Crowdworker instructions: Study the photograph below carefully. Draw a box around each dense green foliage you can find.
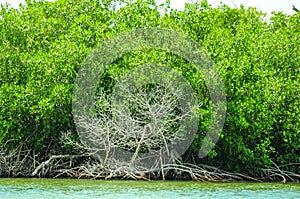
[0,0,299,175]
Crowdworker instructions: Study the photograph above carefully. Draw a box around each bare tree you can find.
[75,79,198,178]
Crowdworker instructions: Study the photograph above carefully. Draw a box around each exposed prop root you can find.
[0,142,299,182]
[0,143,33,177]
[261,162,300,183]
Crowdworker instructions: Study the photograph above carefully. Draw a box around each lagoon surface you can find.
[0,178,299,199]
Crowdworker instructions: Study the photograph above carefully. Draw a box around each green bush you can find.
[0,0,299,175]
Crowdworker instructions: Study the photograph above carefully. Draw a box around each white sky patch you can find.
[0,0,299,18]
[208,0,300,19]
[156,0,299,18]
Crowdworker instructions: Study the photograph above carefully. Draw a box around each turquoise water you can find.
[0,178,299,199]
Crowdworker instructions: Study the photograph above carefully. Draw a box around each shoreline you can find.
[0,163,298,183]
